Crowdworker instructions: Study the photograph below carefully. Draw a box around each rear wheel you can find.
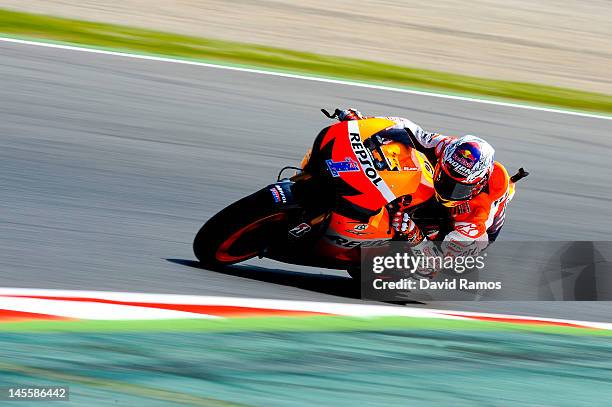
[193,190,289,269]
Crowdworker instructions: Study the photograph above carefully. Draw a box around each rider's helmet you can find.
[433,135,495,207]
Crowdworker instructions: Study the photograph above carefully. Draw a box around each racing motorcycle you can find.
[193,109,527,278]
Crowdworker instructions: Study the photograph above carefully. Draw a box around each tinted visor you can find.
[434,166,478,201]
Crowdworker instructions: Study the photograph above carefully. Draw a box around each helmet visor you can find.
[434,166,478,201]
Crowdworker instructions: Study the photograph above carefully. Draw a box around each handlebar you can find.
[510,167,530,183]
[321,108,342,120]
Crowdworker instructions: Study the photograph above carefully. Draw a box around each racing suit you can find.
[341,114,514,255]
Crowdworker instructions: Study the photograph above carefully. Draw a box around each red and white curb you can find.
[0,288,610,330]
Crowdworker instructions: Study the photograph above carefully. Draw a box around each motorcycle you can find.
[193,109,528,278]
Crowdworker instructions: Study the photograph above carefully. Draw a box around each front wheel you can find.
[193,189,289,269]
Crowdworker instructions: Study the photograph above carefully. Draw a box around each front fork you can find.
[265,176,331,243]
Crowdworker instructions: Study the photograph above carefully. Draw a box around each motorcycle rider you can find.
[334,108,518,258]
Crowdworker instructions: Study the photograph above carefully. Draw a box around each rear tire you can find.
[193,189,288,269]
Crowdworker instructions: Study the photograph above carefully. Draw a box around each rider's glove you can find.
[392,211,424,245]
[337,108,364,121]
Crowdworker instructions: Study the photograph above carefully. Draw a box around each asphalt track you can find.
[2,40,612,321]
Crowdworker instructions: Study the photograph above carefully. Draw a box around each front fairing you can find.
[304,119,435,222]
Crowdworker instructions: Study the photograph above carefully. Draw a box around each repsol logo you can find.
[349,132,383,186]
[326,234,389,248]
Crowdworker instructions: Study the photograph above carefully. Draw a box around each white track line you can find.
[1,37,610,121]
[1,288,611,329]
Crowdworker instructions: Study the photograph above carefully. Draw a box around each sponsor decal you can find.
[447,142,482,178]
[452,142,481,169]
[349,132,383,186]
[454,222,480,238]
[289,222,311,238]
[325,157,360,177]
[450,201,471,215]
[270,187,281,203]
[347,121,396,202]
[325,234,388,248]
[354,224,368,231]
[269,185,287,203]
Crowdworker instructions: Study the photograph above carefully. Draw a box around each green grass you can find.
[0,315,610,336]
[1,8,611,114]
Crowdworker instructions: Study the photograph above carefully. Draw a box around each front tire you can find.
[193,190,288,269]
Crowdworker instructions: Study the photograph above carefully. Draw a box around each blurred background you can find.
[3,0,611,93]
